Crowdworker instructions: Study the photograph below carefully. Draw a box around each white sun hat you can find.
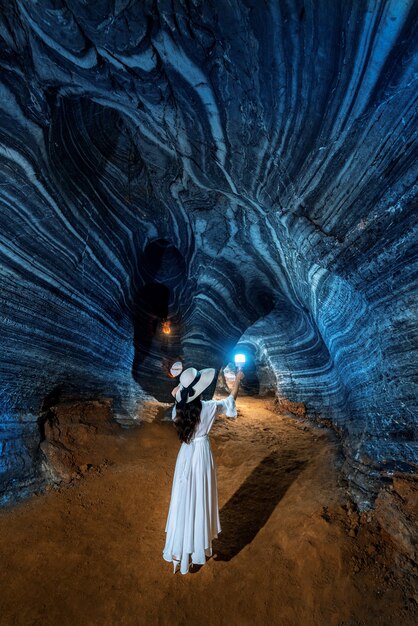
[174,367,216,406]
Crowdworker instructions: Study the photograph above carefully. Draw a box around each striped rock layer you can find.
[0,1,417,506]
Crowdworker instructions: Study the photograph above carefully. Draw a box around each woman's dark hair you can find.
[174,396,202,443]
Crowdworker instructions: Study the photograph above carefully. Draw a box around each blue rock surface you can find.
[0,0,416,505]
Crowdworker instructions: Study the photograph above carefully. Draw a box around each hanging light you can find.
[169,361,183,378]
[162,320,171,334]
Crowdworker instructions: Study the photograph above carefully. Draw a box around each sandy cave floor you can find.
[0,396,416,626]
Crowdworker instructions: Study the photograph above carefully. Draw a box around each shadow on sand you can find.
[212,450,306,561]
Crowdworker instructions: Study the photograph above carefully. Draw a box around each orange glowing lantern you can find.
[162,320,171,335]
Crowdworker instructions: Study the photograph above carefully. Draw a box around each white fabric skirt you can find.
[163,434,221,574]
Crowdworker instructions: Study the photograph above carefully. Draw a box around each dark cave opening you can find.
[132,281,170,369]
[139,238,186,287]
[239,358,260,396]
[132,239,186,401]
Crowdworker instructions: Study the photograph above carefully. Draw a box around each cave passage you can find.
[132,282,170,367]
[132,239,186,401]
[0,0,416,507]
[0,1,416,621]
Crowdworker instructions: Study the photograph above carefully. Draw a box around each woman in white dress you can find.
[163,366,244,575]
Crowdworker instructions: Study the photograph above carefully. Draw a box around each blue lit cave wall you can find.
[0,0,416,505]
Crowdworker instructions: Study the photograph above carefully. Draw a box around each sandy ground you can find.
[0,396,416,626]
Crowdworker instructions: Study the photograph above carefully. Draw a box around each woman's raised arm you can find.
[230,369,244,400]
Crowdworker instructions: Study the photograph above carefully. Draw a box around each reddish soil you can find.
[0,396,416,626]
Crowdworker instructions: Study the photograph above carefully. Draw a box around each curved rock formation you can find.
[0,0,416,505]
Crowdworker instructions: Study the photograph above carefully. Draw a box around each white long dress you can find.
[163,394,237,575]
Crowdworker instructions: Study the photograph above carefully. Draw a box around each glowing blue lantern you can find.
[234,353,246,368]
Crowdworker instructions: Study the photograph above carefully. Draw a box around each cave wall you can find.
[0,0,416,505]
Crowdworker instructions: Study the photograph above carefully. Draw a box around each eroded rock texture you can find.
[0,0,417,505]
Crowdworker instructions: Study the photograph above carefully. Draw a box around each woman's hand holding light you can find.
[231,369,245,399]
